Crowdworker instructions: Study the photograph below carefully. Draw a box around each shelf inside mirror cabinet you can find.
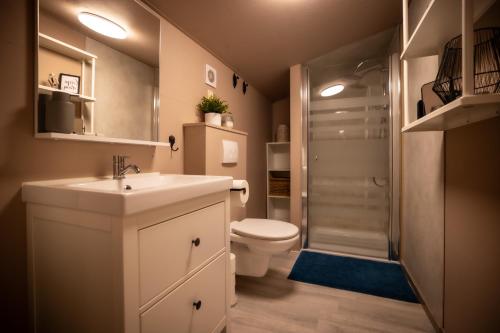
[38,85,96,103]
[35,132,170,147]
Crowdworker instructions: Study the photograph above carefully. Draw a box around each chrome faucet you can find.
[113,155,141,180]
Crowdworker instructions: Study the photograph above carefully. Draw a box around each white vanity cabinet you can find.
[23,174,232,333]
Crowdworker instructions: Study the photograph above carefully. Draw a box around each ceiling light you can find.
[78,12,127,39]
[320,84,344,97]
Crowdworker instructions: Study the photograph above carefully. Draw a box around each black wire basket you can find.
[432,28,500,104]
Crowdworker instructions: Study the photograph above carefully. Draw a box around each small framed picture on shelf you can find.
[58,73,80,95]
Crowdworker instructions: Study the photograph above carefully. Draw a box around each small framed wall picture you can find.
[205,64,217,88]
[59,73,80,95]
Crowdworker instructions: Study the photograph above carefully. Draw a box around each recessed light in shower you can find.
[78,12,128,39]
[320,84,344,97]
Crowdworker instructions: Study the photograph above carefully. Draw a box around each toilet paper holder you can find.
[230,188,246,194]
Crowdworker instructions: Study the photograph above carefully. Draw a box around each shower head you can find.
[312,57,389,96]
[353,58,388,76]
[355,60,368,73]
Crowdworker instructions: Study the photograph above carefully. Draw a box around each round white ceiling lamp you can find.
[78,12,128,39]
[320,84,344,97]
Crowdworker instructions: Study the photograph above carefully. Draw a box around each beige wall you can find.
[159,21,272,218]
[444,117,500,332]
[271,98,290,142]
[400,55,444,326]
[401,132,444,326]
[0,1,271,330]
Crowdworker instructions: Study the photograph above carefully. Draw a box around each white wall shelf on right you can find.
[402,94,500,132]
[401,0,494,60]
[401,0,499,132]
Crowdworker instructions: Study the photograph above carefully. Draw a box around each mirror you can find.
[36,0,160,143]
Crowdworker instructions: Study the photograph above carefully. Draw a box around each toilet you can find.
[230,218,299,277]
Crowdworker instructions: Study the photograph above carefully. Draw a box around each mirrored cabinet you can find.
[35,0,167,146]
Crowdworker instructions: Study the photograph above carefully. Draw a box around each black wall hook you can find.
[168,135,179,155]
[232,73,239,88]
[242,81,248,94]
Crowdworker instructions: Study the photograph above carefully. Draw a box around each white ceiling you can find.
[146,0,402,101]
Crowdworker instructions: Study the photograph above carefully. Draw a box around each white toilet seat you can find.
[231,232,300,255]
[230,218,299,241]
[230,218,299,277]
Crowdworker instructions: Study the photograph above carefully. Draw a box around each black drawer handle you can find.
[192,238,201,247]
[193,300,202,310]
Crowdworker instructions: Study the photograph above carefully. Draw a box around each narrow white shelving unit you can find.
[401,0,500,132]
[266,142,290,222]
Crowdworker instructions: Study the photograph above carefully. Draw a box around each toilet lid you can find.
[231,218,299,241]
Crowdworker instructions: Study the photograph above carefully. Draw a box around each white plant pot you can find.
[205,113,222,126]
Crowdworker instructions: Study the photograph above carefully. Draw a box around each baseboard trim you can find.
[400,262,443,333]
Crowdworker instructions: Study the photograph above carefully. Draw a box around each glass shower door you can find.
[307,59,391,259]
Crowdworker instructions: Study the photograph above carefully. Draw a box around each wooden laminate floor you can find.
[230,252,435,333]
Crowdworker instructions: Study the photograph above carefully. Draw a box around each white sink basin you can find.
[67,174,216,192]
[22,173,233,216]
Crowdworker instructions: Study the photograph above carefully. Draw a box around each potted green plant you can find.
[196,95,229,126]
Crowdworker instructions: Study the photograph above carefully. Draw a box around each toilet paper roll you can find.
[230,179,249,207]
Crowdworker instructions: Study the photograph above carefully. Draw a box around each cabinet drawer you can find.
[139,202,225,305]
[141,254,226,333]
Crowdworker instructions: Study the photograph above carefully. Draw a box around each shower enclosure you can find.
[303,29,401,259]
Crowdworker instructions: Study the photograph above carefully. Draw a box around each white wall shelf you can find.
[401,0,499,132]
[35,132,169,147]
[39,85,96,102]
[402,94,500,132]
[401,0,494,60]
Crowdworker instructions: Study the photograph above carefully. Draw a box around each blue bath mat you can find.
[288,251,419,303]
